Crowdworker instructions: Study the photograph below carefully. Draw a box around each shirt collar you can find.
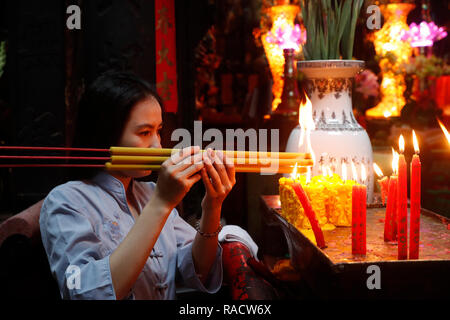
[92,170,135,197]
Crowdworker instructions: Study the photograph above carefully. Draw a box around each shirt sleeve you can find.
[172,209,223,293]
[39,187,116,300]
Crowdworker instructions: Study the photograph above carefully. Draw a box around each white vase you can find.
[286,60,374,203]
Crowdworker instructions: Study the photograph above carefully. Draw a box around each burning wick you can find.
[306,166,311,184]
[351,160,358,182]
[373,163,383,178]
[291,162,299,180]
[412,130,420,154]
[399,134,405,154]
[437,118,450,146]
[361,164,367,185]
[392,149,399,175]
[374,162,389,206]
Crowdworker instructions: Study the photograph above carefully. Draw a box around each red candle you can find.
[352,183,361,254]
[351,161,363,255]
[397,135,408,260]
[359,165,367,255]
[291,182,326,249]
[385,174,398,242]
[410,131,421,259]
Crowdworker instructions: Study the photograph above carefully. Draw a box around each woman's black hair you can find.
[69,71,164,180]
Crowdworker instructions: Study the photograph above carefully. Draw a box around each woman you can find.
[39,71,235,300]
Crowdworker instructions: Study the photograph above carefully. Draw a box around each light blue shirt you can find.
[39,171,223,300]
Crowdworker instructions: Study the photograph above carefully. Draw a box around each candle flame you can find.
[392,149,399,175]
[412,130,420,154]
[342,162,347,181]
[373,163,383,177]
[399,135,405,153]
[306,167,311,184]
[361,164,367,183]
[297,94,316,165]
[327,166,333,178]
[437,118,450,145]
[291,162,298,180]
[298,95,315,130]
[351,161,358,182]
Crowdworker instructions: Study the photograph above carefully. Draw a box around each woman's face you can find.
[117,97,163,178]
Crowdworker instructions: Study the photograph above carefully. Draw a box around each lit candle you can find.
[351,161,361,255]
[409,130,421,259]
[397,135,408,260]
[373,163,389,206]
[360,164,367,255]
[385,150,398,242]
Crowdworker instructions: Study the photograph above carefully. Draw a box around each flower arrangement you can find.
[265,23,307,50]
[400,21,447,48]
[299,0,364,60]
[355,69,380,100]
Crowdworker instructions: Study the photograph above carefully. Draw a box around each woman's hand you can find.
[200,149,236,210]
[153,146,204,211]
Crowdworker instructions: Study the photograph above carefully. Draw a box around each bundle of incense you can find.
[0,146,313,174]
[107,147,312,174]
[109,147,312,159]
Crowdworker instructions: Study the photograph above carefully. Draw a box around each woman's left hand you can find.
[200,148,236,210]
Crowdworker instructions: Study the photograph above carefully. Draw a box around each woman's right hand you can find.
[153,146,204,211]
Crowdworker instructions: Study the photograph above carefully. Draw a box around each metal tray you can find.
[261,195,450,299]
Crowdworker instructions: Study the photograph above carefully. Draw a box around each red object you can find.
[397,154,408,260]
[378,176,389,205]
[0,164,104,168]
[385,175,398,242]
[155,0,178,113]
[0,156,109,161]
[221,242,278,300]
[0,146,108,152]
[360,184,367,255]
[435,75,450,114]
[292,183,326,248]
[221,242,250,300]
[410,154,421,259]
[352,184,361,254]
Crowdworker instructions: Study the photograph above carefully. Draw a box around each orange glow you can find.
[373,163,383,177]
[437,118,450,145]
[412,130,420,154]
[365,3,415,118]
[261,5,302,112]
[399,135,405,153]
